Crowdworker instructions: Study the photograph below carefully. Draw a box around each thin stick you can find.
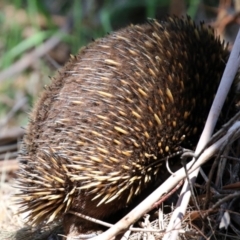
[89,121,240,240]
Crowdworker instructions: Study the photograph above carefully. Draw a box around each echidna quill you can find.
[16,16,235,235]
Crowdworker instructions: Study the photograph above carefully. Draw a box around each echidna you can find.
[16,16,234,235]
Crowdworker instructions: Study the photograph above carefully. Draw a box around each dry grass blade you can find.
[91,113,240,239]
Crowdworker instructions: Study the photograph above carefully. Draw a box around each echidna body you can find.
[17,17,231,234]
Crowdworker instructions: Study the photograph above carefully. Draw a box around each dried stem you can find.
[90,117,240,240]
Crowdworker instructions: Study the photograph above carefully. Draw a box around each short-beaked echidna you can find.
[16,16,234,235]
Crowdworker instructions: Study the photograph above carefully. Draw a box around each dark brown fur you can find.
[16,16,233,235]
